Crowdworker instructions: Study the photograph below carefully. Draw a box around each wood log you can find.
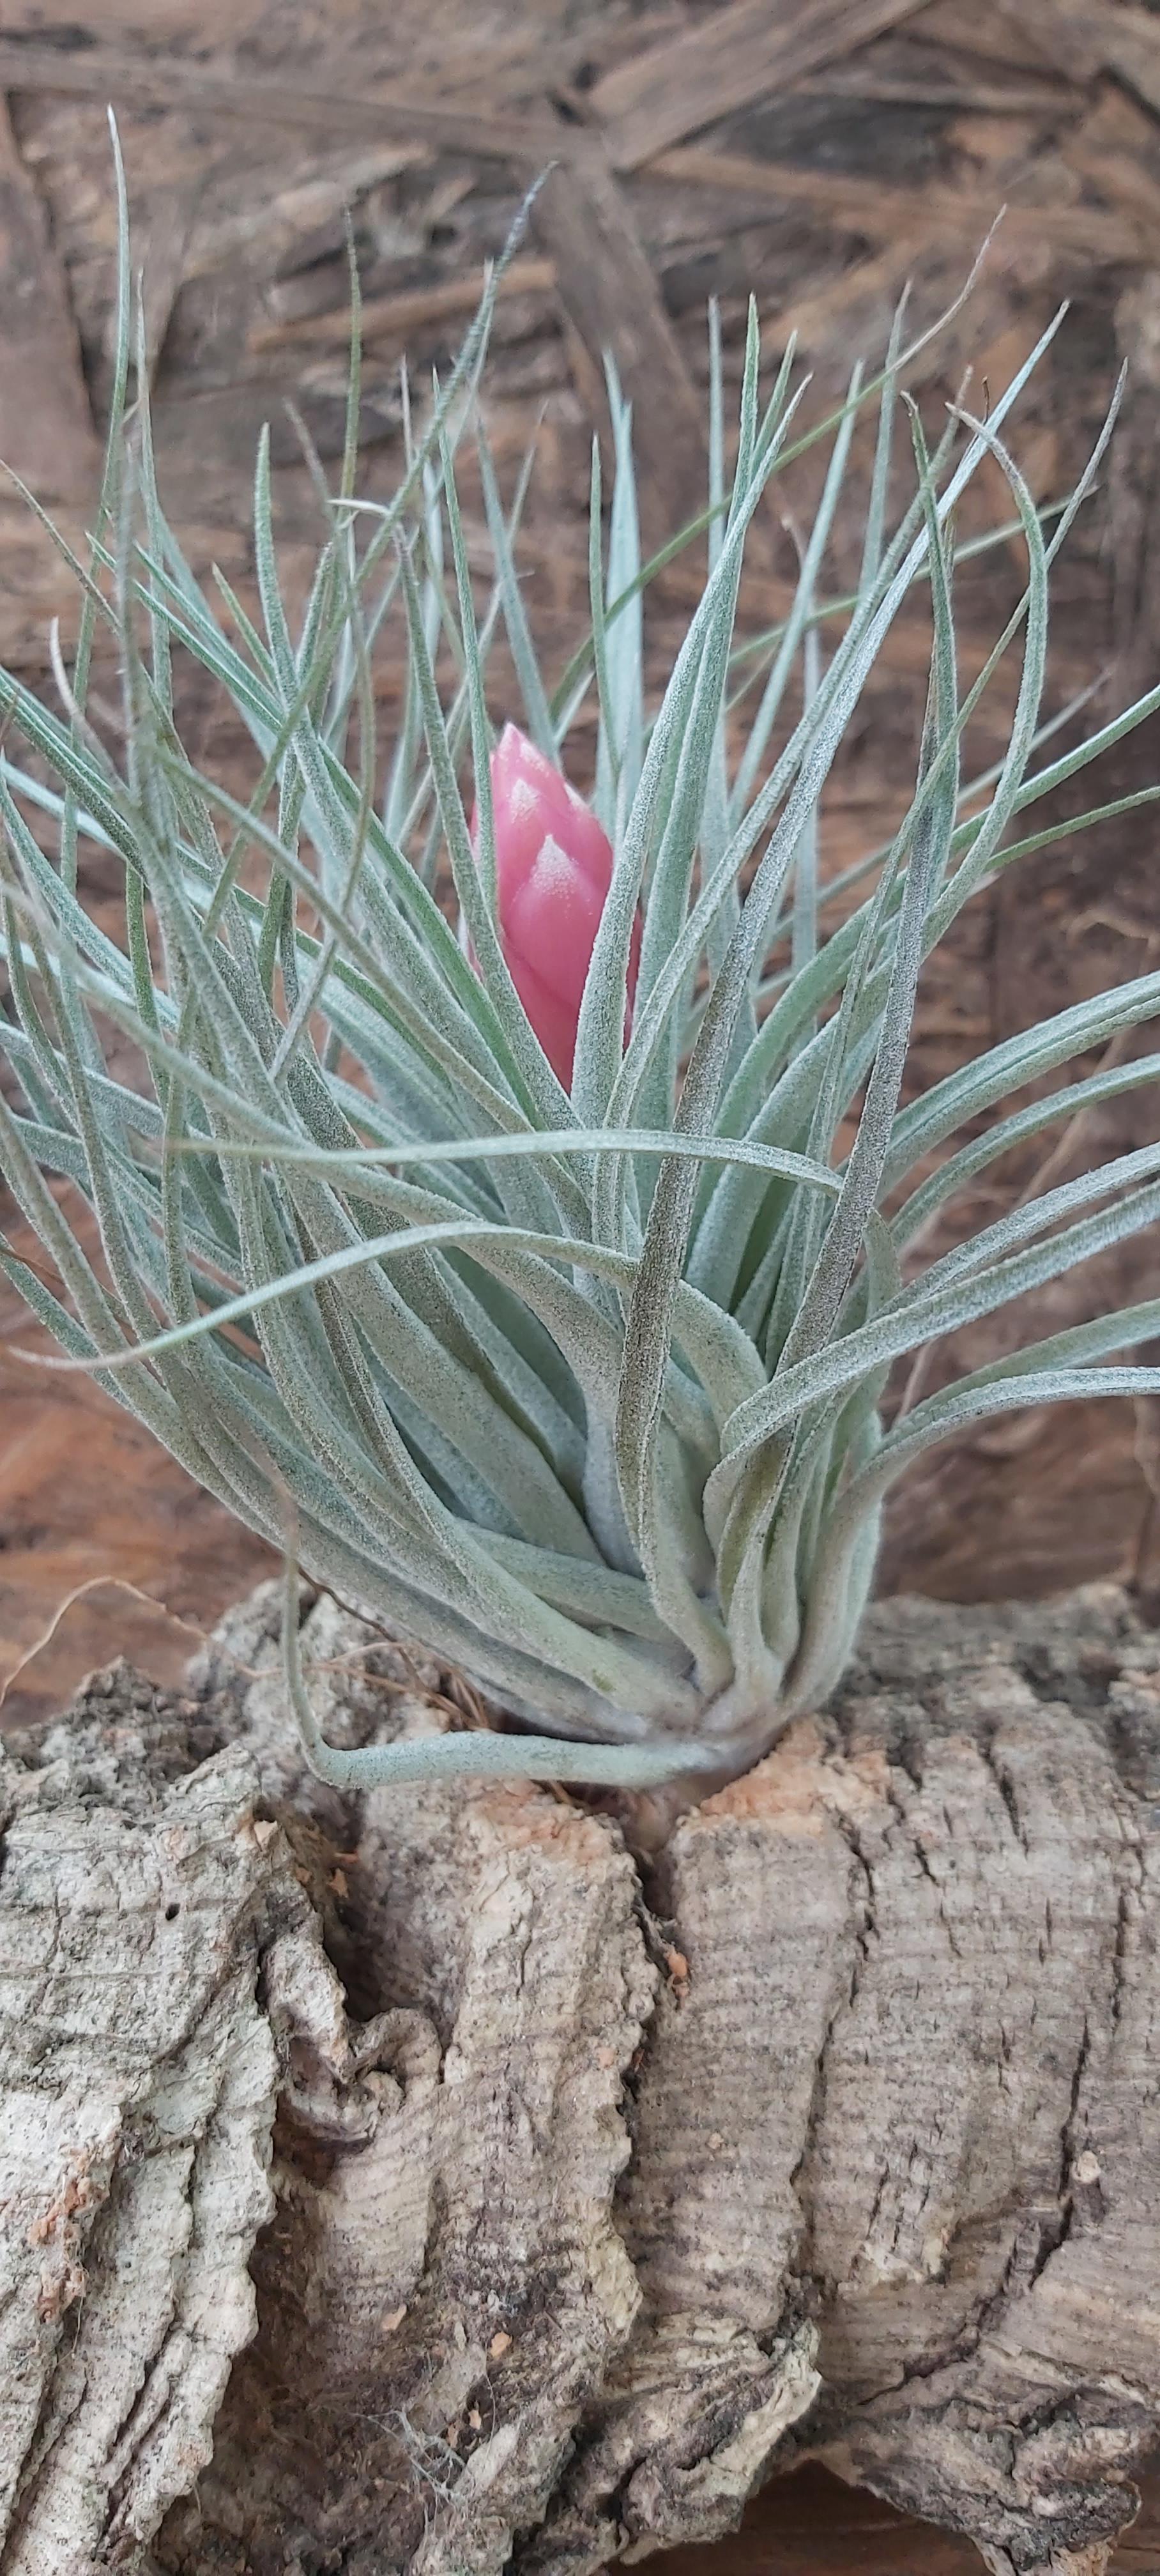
[3,1575,1160,2575]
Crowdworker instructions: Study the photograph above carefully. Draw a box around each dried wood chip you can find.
[133,180,202,381]
[991,0,1160,111]
[250,256,557,354]
[0,40,558,167]
[1062,86,1160,229]
[912,0,1081,72]
[0,95,100,503]
[643,144,1145,264]
[1104,4,1160,116]
[533,153,708,555]
[591,0,940,172]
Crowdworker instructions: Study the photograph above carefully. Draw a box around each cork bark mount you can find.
[1,1579,1158,2576]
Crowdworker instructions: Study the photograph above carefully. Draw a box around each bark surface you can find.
[2,1580,1159,2576]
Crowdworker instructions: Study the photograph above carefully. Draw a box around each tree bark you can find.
[2,1577,1159,2576]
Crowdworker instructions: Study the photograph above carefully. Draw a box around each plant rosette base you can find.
[2,1575,1158,2576]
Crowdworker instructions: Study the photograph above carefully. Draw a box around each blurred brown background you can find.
[3,1,1160,2564]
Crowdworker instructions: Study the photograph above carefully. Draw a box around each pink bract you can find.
[469,723,641,1087]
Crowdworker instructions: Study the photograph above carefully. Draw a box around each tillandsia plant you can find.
[3,164,1160,1800]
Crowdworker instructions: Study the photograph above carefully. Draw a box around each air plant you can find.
[2,163,1160,1800]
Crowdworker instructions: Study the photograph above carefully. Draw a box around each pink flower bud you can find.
[470,723,641,1089]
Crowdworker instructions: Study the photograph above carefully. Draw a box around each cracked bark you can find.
[2,1580,1159,2575]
